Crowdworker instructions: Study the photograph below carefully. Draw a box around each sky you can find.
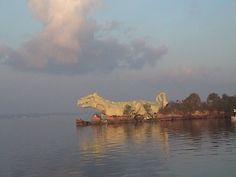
[0,0,235,115]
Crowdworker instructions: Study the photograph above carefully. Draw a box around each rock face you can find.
[77,92,168,117]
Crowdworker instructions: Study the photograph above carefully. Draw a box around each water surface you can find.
[0,115,235,177]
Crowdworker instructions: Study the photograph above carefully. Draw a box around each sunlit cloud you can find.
[0,0,167,74]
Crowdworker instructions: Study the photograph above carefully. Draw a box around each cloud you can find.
[0,0,167,74]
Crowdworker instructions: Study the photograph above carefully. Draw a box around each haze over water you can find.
[1,115,235,177]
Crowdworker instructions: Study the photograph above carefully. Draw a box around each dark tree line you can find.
[160,93,236,117]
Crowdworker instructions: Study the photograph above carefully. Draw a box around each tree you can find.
[207,93,220,105]
[123,105,133,116]
[221,94,236,115]
[183,93,201,112]
[207,93,221,110]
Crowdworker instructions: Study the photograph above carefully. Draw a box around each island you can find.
[76,92,236,126]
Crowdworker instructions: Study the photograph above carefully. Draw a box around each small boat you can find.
[231,109,236,122]
[231,116,236,122]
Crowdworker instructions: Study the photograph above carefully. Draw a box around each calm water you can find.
[0,115,236,177]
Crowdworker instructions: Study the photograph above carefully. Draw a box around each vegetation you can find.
[143,103,152,113]
[160,92,236,117]
[123,104,135,118]
[143,103,154,119]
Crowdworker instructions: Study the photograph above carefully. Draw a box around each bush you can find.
[123,104,134,116]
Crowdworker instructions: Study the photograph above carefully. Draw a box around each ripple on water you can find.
[1,117,236,177]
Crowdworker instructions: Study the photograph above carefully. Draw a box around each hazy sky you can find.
[0,0,235,114]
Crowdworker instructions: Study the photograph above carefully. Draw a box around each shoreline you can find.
[76,112,229,127]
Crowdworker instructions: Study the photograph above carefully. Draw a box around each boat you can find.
[231,109,236,122]
[231,116,236,122]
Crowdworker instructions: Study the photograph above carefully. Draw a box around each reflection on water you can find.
[77,119,236,177]
[78,123,169,157]
[0,116,236,177]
